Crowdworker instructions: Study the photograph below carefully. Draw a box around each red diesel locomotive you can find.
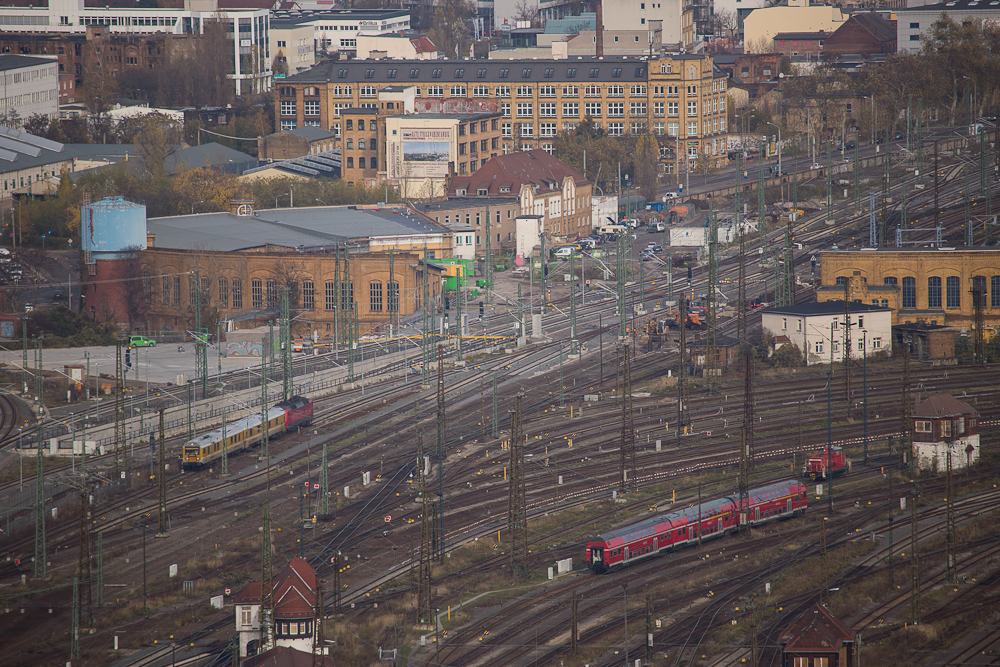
[802,446,851,480]
[587,479,807,573]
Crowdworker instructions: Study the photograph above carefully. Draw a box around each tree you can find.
[513,0,541,27]
[268,257,306,310]
[921,15,1000,125]
[173,168,245,212]
[745,36,775,54]
[22,114,50,137]
[133,115,183,180]
[690,148,718,185]
[771,342,803,367]
[633,133,660,202]
[116,245,148,332]
[713,9,738,38]
[428,0,474,59]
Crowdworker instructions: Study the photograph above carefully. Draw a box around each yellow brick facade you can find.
[817,249,1000,330]
[275,56,728,169]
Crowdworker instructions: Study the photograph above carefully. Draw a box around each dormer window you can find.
[499,186,511,193]
[477,188,488,196]
[456,189,467,196]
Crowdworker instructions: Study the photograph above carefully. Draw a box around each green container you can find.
[445,276,458,290]
[476,279,486,287]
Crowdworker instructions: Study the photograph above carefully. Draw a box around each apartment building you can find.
[0,0,271,95]
[276,54,729,169]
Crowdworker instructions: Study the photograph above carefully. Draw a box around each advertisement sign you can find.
[401,128,451,178]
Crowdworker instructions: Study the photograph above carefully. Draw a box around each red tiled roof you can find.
[448,149,588,198]
[779,604,857,653]
[410,36,438,53]
[233,582,261,605]
[272,557,317,619]
[241,645,334,667]
[233,557,317,618]
[914,394,979,419]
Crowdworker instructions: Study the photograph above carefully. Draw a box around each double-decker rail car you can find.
[802,446,850,480]
[587,480,807,573]
[182,396,313,470]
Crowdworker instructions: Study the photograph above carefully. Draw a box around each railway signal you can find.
[384,515,391,523]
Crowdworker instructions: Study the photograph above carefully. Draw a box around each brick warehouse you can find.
[84,199,445,337]
[274,54,730,176]
[816,247,1000,332]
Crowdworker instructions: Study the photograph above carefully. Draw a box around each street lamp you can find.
[191,200,204,214]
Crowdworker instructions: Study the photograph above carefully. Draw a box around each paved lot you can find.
[0,341,271,385]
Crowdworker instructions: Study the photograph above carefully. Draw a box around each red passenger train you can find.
[587,480,807,573]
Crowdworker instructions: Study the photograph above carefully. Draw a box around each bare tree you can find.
[513,0,541,26]
[745,36,776,54]
[267,256,306,310]
[713,9,738,38]
[117,245,148,332]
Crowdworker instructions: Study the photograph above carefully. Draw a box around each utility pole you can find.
[96,532,103,607]
[620,344,635,491]
[707,210,718,393]
[114,337,125,483]
[421,250,431,387]
[70,576,80,661]
[616,231,627,337]
[156,408,167,536]
[737,204,747,341]
[508,393,528,578]
[260,501,274,652]
[645,593,653,663]
[77,491,92,623]
[843,287,852,420]
[676,297,688,448]
[491,371,498,438]
[281,288,292,401]
[221,405,228,477]
[739,348,752,537]
[569,251,578,355]
[34,436,46,578]
[261,328,270,461]
[946,446,956,583]
[826,370,834,513]
[320,442,330,518]
[971,278,986,364]
[195,270,207,399]
[417,430,432,624]
[826,142,833,225]
[571,592,579,655]
[901,339,912,468]
[435,345,445,562]
[910,486,920,625]
[485,205,494,309]
[757,150,766,260]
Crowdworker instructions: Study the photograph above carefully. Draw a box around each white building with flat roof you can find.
[0,0,271,95]
[0,55,59,125]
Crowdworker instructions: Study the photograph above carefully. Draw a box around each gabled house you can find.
[778,603,859,667]
[447,149,592,243]
[822,12,896,59]
[912,394,980,473]
[234,556,320,658]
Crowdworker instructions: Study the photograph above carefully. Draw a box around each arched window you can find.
[369,281,383,312]
[231,278,243,309]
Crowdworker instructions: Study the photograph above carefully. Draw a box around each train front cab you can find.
[588,543,607,574]
[182,445,207,470]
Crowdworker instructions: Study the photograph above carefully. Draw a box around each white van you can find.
[599,224,627,235]
[553,246,576,258]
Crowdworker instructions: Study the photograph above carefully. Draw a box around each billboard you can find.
[401,128,451,178]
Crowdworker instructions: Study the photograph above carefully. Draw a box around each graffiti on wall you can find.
[227,341,263,357]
